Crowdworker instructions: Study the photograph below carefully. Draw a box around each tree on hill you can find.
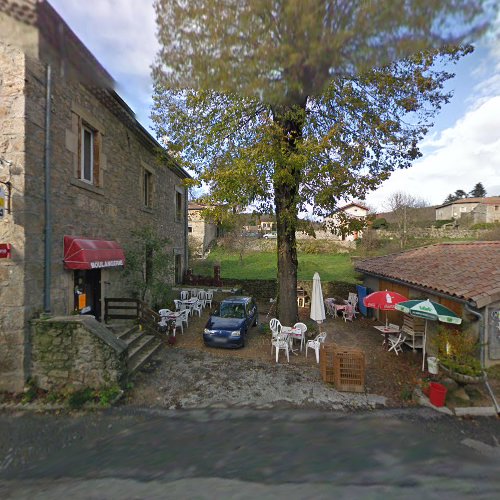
[385,192,429,249]
[469,182,487,198]
[152,1,493,325]
[444,183,487,203]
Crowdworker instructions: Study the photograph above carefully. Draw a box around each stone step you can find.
[128,334,161,371]
[128,336,163,374]
[117,325,143,350]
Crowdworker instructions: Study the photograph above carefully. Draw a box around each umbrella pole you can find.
[385,312,388,328]
[421,321,427,372]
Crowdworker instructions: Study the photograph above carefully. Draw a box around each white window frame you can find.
[81,124,94,184]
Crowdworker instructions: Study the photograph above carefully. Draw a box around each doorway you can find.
[73,269,102,320]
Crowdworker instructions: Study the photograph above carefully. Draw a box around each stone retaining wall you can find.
[222,278,357,302]
[30,315,127,390]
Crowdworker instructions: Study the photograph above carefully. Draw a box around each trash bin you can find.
[427,356,439,375]
[429,382,447,407]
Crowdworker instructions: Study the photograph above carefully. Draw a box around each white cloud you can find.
[366,95,500,211]
[49,0,158,126]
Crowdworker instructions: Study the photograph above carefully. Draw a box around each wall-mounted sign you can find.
[0,243,11,258]
[0,187,5,219]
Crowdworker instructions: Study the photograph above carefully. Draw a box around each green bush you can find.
[470,222,500,230]
[371,217,388,229]
[433,326,482,377]
[433,219,455,228]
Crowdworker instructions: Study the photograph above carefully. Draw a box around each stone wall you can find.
[0,43,29,391]
[375,228,490,240]
[30,315,127,390]
[0,11,189,391]
[222,278,357,303]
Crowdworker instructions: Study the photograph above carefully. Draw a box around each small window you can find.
[81,125,94,183]
[174,253,182,284]
[495,205,499,211]
[176,190,183,221]
[143,169,153,208]
[188,226,193,233]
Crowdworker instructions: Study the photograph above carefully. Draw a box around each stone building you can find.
[0,1,190,391]
[187,202,222,256]
[355,242,500,368]
[435,196,500,223]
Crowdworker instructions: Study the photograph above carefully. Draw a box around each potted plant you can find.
[433,326,484,383]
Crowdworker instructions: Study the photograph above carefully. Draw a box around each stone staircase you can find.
[109,323,163,374]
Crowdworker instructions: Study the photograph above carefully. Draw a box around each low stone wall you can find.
[375,228,490,239]
[223,278,357,302]
[30,316,128,390]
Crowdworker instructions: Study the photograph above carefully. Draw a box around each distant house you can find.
[325,202,369,241]
[355,242,500,367]
[435,197,500,223]
[188,202,223,255]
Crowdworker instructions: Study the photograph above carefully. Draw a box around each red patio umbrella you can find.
[363,290,408,326]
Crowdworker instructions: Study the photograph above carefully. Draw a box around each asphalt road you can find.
[0,408,499,499]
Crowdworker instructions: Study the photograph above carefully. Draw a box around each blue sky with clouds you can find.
[49,0,500,211]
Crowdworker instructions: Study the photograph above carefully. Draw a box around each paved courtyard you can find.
[127,299,428,409]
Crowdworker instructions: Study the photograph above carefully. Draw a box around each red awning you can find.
[63,236,125,270]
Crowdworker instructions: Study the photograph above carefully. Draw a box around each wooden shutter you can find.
[93,131,100,187]
[77,118,82,179]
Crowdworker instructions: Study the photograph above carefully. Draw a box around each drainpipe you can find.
[43,64,52,313]
[465,302,500,414]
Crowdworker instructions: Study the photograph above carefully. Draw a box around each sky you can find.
[48,0,500,212]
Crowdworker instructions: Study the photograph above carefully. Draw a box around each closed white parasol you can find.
[310,272,326,328]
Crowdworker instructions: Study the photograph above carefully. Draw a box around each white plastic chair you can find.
[269,318,282,353]
[388,332,406,355]
[345,292,359,319]
[191,299,203,317]
[293,322,307,352]
[158,308,171,318]
[205,290,213,308]
[180,309,189,329]
[306,332,327,363]
[190,289,199,298]
[197,290,207,308]
[271,332,290,363]
[342,304,354,322]
[174,313,184,335]
[180,291,189,300]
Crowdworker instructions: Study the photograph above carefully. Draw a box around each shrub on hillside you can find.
[470,222,500,230]
[433,219,455,228]
[371,217,387,229]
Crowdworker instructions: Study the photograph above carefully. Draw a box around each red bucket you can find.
[429,382,447,407]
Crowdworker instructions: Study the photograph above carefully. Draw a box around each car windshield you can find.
[219,303,245,319]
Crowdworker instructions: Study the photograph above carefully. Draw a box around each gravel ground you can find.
[126,301,431,410]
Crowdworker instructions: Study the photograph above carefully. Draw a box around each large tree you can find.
[152,1,494,325]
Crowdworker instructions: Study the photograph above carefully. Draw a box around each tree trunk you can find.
[272,105,305,325]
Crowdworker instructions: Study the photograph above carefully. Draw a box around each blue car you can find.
[203,296,258,348]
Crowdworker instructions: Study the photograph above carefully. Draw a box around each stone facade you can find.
[435,197,500,222]
[30,316,127,390]
[188,203,219,256]
[0,2,189,391]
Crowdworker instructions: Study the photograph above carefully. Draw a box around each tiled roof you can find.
[435,196,500,209]
[355,242,500,308]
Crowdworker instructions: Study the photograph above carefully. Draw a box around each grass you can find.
[191,247,358,282]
